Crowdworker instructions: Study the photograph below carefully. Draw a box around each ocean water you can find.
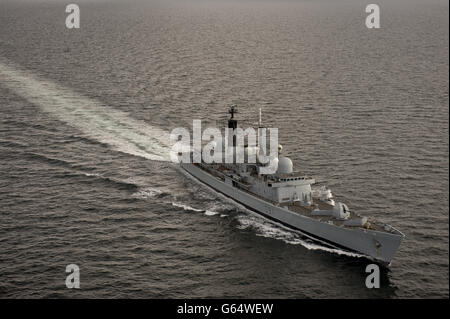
[0,0,448,298]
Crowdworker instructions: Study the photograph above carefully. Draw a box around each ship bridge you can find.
[269,172,314,184]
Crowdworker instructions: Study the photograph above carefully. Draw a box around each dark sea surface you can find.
[0,0,448,298]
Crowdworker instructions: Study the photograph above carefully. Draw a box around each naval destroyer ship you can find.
[180,105,404,265]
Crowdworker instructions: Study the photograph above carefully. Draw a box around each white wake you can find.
[0,58,172,161]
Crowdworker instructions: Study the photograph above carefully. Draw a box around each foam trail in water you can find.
[172,202,204,212]
[172,201,220,216]
[0,58,172,161]
[237,213,366,259]
[132,187,164,199]
[179,165,366,259]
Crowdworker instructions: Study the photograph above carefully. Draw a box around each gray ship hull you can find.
[181,163,404,265]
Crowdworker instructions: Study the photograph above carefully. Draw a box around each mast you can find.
[257,108,266,162]
[228,104,238,147]
[229,104,238,119]
[258,108,262,128]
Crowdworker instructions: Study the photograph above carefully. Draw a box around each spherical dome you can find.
[277,157,293,174]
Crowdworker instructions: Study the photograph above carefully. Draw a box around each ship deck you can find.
[192,163,383,232]
[282,201,382,231]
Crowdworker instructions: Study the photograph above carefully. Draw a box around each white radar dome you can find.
[277,157,293,174]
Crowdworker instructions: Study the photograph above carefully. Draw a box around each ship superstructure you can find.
[180,105,404,265]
